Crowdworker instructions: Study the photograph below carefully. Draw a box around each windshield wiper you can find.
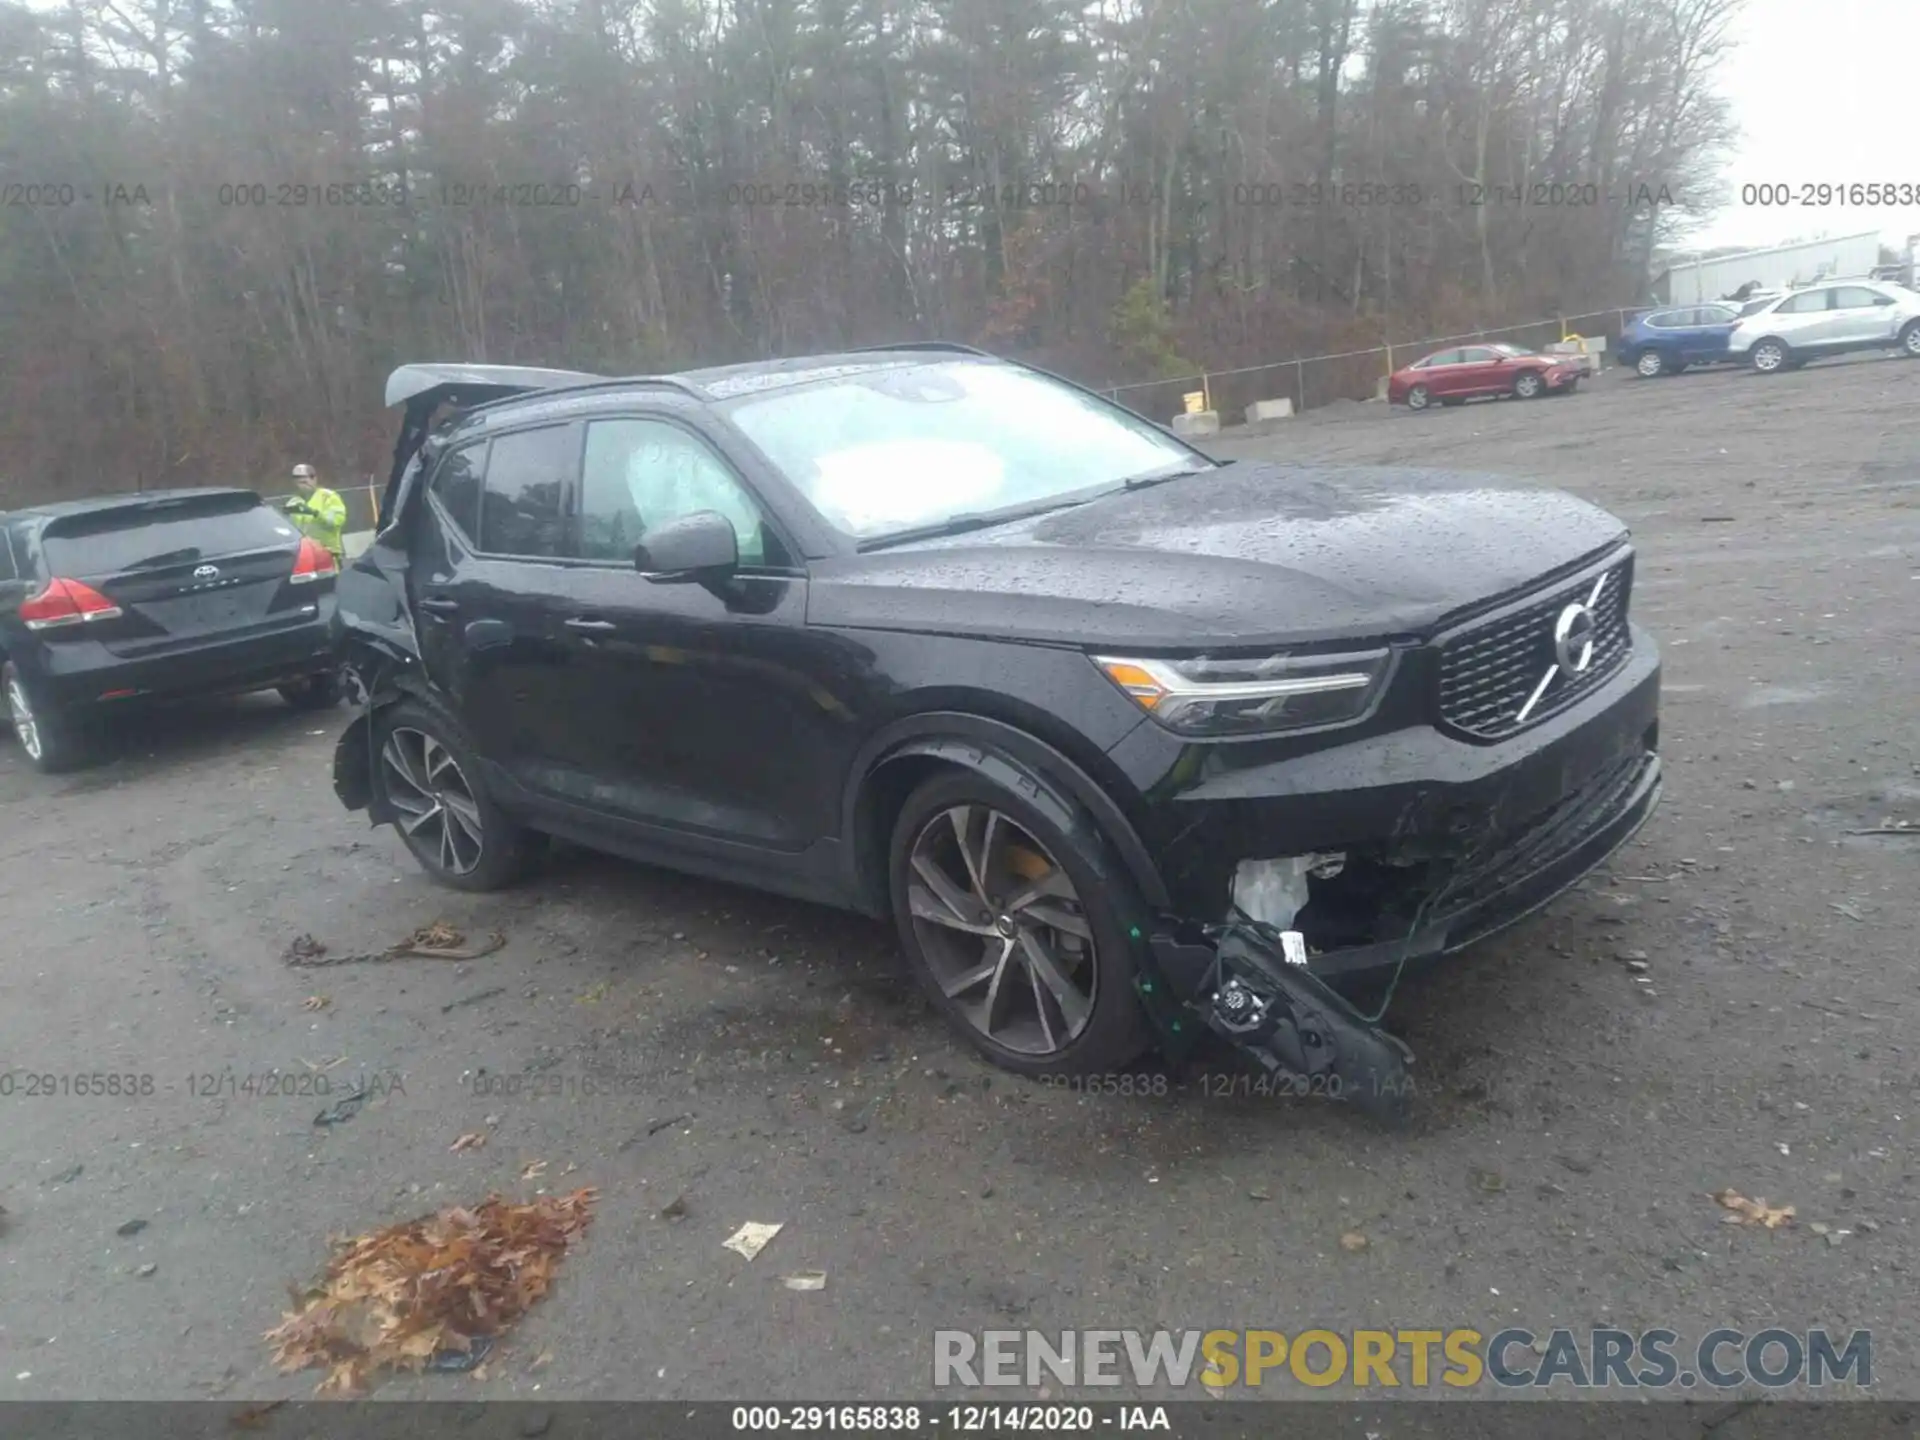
[123,547,202,570]
[857,496,1093,551]
[1121,461,1216,491]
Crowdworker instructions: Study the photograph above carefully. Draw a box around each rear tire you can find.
[278,672,342,710]
[372,698,532,891]
[887,767,1152,1079]
[3,662,86,774]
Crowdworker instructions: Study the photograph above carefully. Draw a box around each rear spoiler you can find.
[380,363,601,529]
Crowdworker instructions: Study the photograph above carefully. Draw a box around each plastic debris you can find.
[1339,1231,1368,1252]
[723,1222,784,1260]
[450,1133,488,1153]
[781,1271,827,1291]
[116,1218,148,1237]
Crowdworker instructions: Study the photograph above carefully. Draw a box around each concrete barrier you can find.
[1171,410,1220,437]
[1244,398,1294,422]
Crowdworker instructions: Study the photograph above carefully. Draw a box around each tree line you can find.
[0,0,1741,501]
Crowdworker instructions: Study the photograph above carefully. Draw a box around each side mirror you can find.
[633,510,739,583]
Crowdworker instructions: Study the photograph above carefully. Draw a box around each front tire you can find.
[3,662,86,774]
[888,768,1151,1078]
[1512,370,1545,399]
[373,699,531,891]
[1404,384,1431,411]
[1899,320,1920,357]
[1635,349,1669,378]
[1751,338,1790,373]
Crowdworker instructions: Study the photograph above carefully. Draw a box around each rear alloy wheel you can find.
[1404,384,1431,411]
[1751,338,1790,373]
[889,771,1149,1077]
[278,672,342,711]
[1635,350,1668,378]
[3,663,84,774]
[1900,320,1920,357]
[1512,369,1545,399]
[375,701,531,891]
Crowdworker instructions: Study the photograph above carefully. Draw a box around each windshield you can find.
[722,361,1205,540]
[1490,343,1535,356]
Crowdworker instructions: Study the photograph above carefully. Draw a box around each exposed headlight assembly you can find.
[1094,649,1393,737]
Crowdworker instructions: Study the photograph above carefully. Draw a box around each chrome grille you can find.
[1437,558,1633,740]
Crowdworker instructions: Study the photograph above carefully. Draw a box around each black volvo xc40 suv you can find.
[334,349,1661,1082]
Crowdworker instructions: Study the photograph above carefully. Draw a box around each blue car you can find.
[1618,304,1743,377]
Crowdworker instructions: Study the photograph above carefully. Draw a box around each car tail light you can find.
[19,578,124,631]
[289,537,338,584]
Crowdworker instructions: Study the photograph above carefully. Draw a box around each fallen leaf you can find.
[264,1189,597,1395]
[781,1271,827,1291]
[723,1221,783,1260]
[658,1194,689,1222]
[1339,1231,1369,1252]
[520,1160,547,1181]
[450,1133,488,1153]
[302,996,331,1012]
[1712,1189,1795,1229]
[530,1350,553,1371]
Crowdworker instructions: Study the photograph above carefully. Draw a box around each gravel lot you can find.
[2,353,1916,1404]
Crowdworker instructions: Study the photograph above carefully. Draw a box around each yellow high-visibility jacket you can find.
[286,486,348,558]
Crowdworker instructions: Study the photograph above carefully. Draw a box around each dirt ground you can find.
[2,352,1916,1404]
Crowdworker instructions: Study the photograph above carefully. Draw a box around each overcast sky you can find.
[1680,0,1920,254]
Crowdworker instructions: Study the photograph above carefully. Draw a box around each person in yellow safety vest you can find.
[283,463,347,562]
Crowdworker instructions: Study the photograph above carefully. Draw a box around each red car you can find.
[1387,342,1583,410]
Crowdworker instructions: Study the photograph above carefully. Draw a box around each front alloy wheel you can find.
[1405,384,1431,411]
[906,805,1097,1057]
[1636,350,1667,378]
[1513,370,1544,398]
[382,726,487,877]
[1900,321,1920,357]
[1752,339,1788,373]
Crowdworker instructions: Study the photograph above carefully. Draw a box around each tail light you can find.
[289,537,339,584]
[20,578,124,631]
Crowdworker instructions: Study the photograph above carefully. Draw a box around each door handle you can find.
[564,617,617,634]
[418,596,461,614]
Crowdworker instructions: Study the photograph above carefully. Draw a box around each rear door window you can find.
[428,441,487,543]
[478,425,575,559]
[1775,290,1828,314]
[40,497,295,579]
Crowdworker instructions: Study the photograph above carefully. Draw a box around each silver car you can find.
[1727,280,1920,372]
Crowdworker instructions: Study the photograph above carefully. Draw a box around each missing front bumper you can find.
[1138,749,1662,1122]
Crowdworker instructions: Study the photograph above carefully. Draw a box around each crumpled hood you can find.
[805,461,1629,649]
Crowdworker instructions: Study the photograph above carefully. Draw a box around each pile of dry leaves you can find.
[266,1188,597,1394]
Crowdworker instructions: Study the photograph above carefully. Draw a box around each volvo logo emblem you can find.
[193,564,220,579]
[1553,601,1597,675]
[1515,572,1614,724]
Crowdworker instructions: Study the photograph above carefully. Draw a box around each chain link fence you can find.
[1100,308,1637,425]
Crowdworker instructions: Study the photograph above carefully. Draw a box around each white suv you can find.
[1727,281,1920,372]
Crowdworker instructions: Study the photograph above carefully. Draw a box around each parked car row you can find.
[1386,279,1920,411]
[1609,279,1920,381]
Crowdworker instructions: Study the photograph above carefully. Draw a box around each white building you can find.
[1656,231,1884,303]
